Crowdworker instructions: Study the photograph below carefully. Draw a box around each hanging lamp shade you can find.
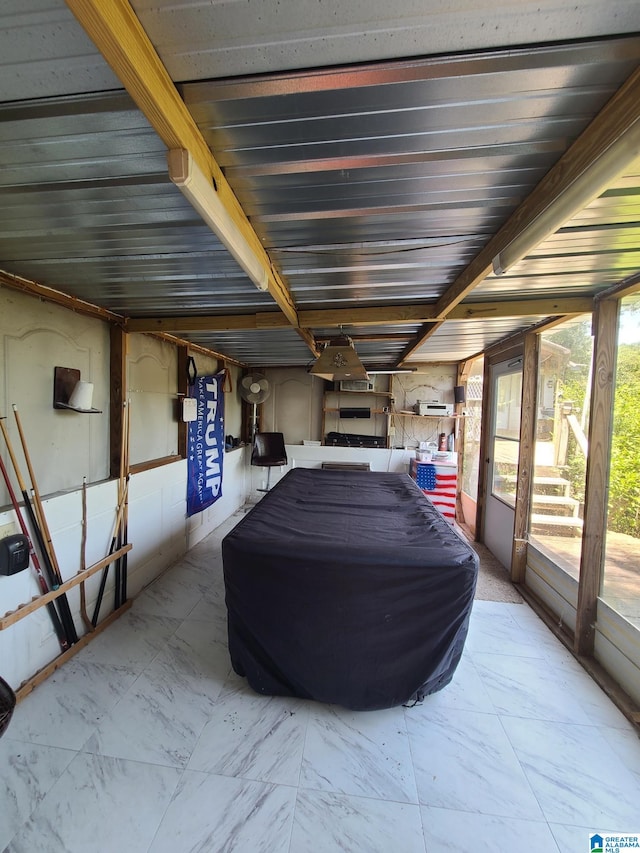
[309,335,369,381]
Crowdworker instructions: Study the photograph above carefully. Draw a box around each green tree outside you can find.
[545,312,640,537]
[610,343,640,538]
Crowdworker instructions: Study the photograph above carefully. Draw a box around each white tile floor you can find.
[2,510,640,853]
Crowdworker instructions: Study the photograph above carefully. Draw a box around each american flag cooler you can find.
[410,459,457,523]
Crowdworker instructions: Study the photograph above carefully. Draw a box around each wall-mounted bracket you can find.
[53,367,102,413]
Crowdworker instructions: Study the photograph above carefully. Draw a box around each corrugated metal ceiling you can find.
[133,0,640,81]
[181,37,640,348]
[0,1,120,101]
[0,1,639,368]
[179,328,315,367]
[402,317,549,363]
[473,155,640,301]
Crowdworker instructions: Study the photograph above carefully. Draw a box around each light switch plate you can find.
[182,397,197,422]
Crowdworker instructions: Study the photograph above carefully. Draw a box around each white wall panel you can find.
[128,335,178,466]
[261,368,323,443]
[0,456,247,690]
[525,546,578,634]
[0,288,110,497]
[594,600,640,707]
[188,445,247,548]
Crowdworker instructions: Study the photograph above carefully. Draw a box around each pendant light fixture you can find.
[309,335,369,381]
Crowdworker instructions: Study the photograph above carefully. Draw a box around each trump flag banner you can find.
[187,373,225,517]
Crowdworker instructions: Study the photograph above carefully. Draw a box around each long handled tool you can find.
[92,400,129,625]
[0,451,69,652]
[79,477,93,633]
[0,415,77,645]
[91,478,128,626]
[115,400,130,609]
[113,402,125,610]
[118,474,129,606]
[9,406,79,645]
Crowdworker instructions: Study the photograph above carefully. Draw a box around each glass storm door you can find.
[483,358,523,568]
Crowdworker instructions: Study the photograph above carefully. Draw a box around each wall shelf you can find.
[322,389,392,448]
[328,389,393,398]
[323,408,388,415]
[394,411,465,418]
[53,366,101,413]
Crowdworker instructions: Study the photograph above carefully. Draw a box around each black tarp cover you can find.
[222,468,478,711]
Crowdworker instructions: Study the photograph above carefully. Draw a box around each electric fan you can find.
[239,374,271,441]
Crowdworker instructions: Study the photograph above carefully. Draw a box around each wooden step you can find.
[503,493,580,513]
[532,476,571,496]
[531,513,583,528]
[533,476,570,487]
[501,474,571,496]
[531,494,579,511]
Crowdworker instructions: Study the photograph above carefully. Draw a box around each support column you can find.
[109,325,127,479]
[511,332,539,583]
[177,345,189,458]
[575,298,619,656]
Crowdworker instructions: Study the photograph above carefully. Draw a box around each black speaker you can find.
[454,385,466,404]
[339,407,370,419]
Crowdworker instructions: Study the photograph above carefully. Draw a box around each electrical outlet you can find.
[0,522,16,539]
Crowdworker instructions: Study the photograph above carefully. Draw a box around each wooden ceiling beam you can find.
[432,64,640,319]
[149,333,247,367]
[594,270,640,303]
[0,269,124,324]
[298,304,437,327]
[396,322,444,365]
[295,327,321,357]
[315,333,413,343]
[125,312,290,334]
[65,0,301,335]
[0,269,247,365]
[447,296,593,320]
[125,295,593,334]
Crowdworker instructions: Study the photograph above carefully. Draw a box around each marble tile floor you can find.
[2,510,640,853]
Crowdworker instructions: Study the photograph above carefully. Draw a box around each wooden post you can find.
[454,362,470,525]
[110,325,127,479]
[511,332,539,583]
[575,298,619,656]
[177,345,189,458]
[475,355,492,541]
[556,409,570,467]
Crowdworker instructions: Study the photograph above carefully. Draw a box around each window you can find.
[491,368,522,505]
[602,294,640,628]
[529,316,593,577]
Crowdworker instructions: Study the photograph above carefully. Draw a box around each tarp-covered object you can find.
[223,468,478,710]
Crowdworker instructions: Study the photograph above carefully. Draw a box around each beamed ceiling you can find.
[1,0,640,369]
